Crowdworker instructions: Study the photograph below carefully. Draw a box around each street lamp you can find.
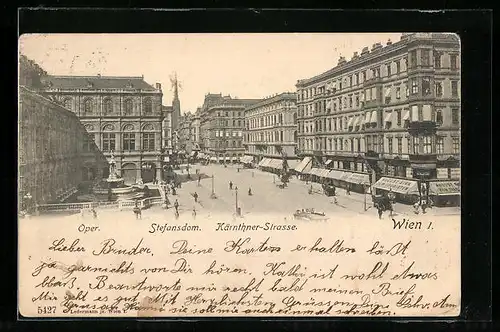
[210,174,217,199]
[235,186,240,215]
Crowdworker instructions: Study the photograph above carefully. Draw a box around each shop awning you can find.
[344,172,370,185]
[352,117,360,128]
[258,158,269,167]
[385,87,391,97]
[373,177,419,195]
[411,105,419,122]
[324,159,333,166]
[268,159,282,169]
[308,168,320,176]
[429,181,460,196]
[370,110,378,123]
[205,155,211,160]
[347,117,354,128]
[230,157,236,162]
[403,109,410,121]
[384,111,393,123]
[364,112,371,124]
[241,155,253,163]
[190,151,196,157]
[210,157,217,161]
[294,157,312,173]
[287,159,299,170]
[318,168,330,177]
[326,170,345,180]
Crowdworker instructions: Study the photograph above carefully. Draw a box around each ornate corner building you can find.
[295,33,460,198]
[39,75,166,185]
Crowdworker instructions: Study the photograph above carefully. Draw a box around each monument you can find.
[93,151,145,201]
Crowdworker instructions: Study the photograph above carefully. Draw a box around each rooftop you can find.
[41,75,159,91]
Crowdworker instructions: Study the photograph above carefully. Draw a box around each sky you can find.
[19,33,402,113]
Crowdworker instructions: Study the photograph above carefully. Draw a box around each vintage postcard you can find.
[18,33,461,318]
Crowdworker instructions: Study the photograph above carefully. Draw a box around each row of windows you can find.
[298,79,459,118]
[246,131,298,143]
[213,140,243,148]
[216,111,243,117]
[215,119,244,127]
[83,133,156,151]
[247,113,297,129]
[64,97,155,114]
[299,136,459,154]
[214,131,243,137]
[298,51,459,101]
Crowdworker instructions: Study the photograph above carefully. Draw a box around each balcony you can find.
[363,77,382,87]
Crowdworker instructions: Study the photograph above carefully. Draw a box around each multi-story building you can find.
[243,92,299,170]
[199,95,259,163]
[177,111,201,158]
[199,93,225,156]
[18,56,106,207]
[39,74,165,185]
[295,33,460,201]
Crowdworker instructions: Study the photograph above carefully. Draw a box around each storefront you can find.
[372,176,420,204]
[325,169,346,187]
[240,155,254,167]
[343,172,370,194]
[428,180,461,207]
[294,157,312,178]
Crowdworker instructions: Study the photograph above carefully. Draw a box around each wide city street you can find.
[29,163,460,225]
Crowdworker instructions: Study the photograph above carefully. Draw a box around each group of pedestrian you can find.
[229,180,252,196]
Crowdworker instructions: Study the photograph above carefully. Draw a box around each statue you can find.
[108,150,117,179]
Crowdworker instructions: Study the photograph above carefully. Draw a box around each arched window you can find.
[84,98,93,113]
[124,99,133,115]
[103,98,113,114]
[63,98,72,111]
[143,98,152,114]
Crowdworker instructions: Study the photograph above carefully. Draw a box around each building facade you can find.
[244,92,298,168]
[19,86,106,207]
[295,33,460,193]
[199,95,259,162]
[177,111,201,155]
[40,75,164,185]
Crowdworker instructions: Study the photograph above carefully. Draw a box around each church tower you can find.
[171,73,181,133]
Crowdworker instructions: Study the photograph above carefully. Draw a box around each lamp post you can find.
[235,187,239,215]
[210,174,217,199]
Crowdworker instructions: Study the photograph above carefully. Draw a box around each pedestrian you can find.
[192,207,197,219]
[193,192,198,203]
[421,199,427,214]
[377,207,383,219]
[175,210,180,219]
[333,196,338,205]
[198,174,201,186]
[248,187,252,196]
[174,199,179,214]
[413,202,420,215]
[91,208,97,219]
[346,185,351,195]
[229,181,233,190]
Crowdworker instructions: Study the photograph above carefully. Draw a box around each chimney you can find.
[361,46,370,55]
[352,51,359,60]
[387,39,392,46]
[338,56,346,66]
[97,73,101,78]
[156,83,162,90]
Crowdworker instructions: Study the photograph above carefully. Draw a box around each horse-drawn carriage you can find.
[372,194,393,212]
[322,183,337,197]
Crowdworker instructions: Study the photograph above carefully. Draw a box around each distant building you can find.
[243,92,298,170]
[177,111,201,158]
[295,33,460,199]
[39,74,165,184]
[198,93,259,163]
